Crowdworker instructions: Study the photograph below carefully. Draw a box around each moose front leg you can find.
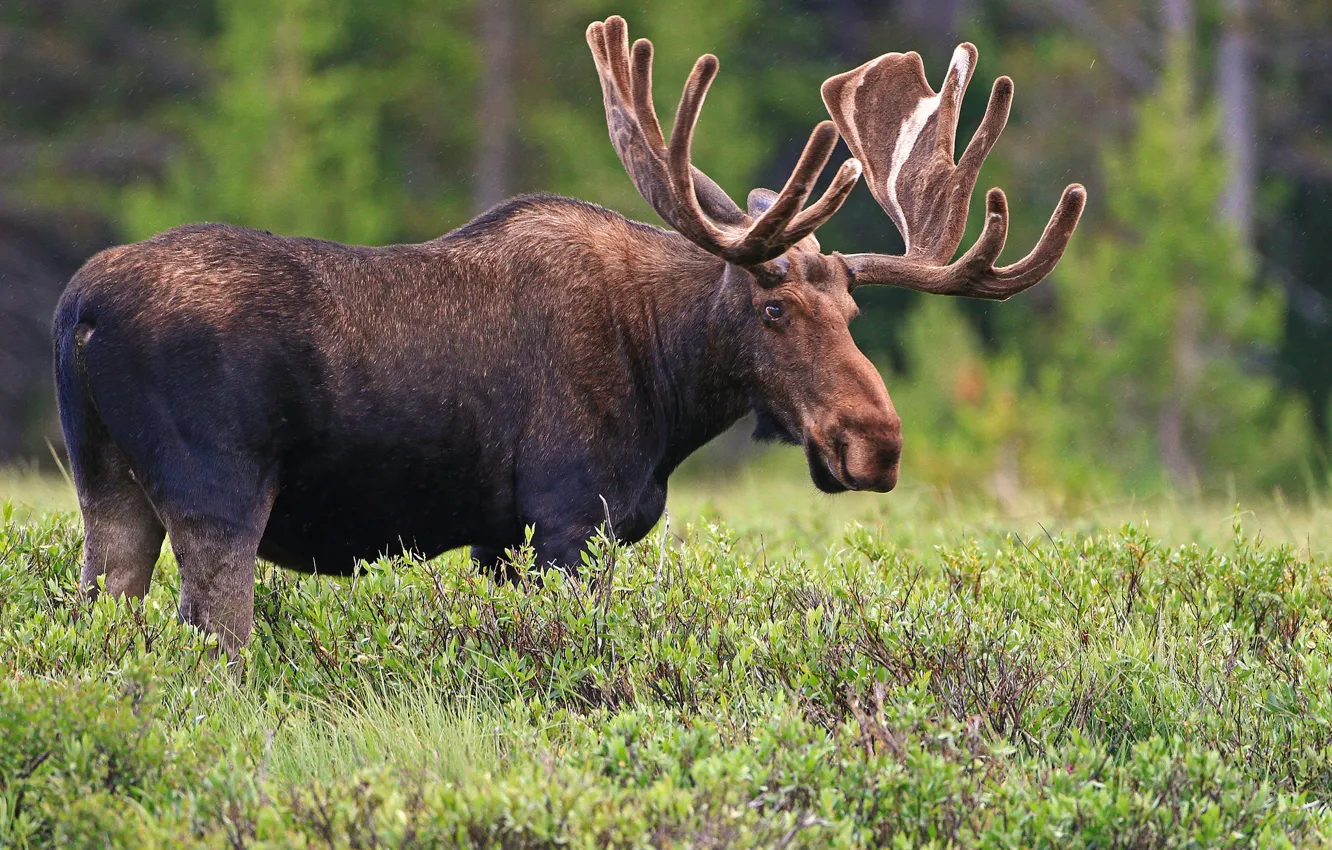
[472,544,521,584]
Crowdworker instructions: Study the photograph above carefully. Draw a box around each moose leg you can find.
[76,451,166,600]
[62,395,165,600]
[148,458,275,661]
[167,514,266,660]
[519,459,667,574]
[522,491,651,575]
[472,544,520,584]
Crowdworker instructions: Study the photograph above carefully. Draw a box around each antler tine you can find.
[983,184,1086,287]
[823,43,1085,297]
[590,16,860,267]
[591,17,750,230]
[784,157,863,244]
[668,87,855,265]
[665,53,739,252]
[956,77,1013,187]
[629,38,667,154]
[839,184,1086,299]
[735,121,839,261]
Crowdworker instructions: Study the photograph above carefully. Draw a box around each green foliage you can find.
[1052,44,1309,492]
[888,299,1110,506]
[3,499,1332,846]
[0,668,220,847]
[120,0,476,244]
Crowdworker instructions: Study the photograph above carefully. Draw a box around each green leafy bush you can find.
[2,502,1330,846]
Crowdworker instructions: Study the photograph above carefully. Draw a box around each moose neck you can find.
[624,235,757,472]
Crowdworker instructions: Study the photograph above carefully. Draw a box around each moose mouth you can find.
[805,440,852,494]
[753,403,853,493]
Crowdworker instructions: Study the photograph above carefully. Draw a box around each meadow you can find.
[3,457,1332,847]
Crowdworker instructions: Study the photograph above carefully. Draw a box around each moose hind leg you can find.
[151,459,276,660]
[75,446,166,600]
[167,512,268,660]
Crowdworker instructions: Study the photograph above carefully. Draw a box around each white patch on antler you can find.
[884,91,940,255]
[883,45,972,255]
[950,44,970,88]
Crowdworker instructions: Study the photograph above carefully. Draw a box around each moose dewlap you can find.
[52,15,1084,658]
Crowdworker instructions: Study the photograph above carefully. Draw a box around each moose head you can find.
[587,16,1086,494]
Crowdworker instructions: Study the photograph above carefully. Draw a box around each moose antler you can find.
[587,16,862,267]
[821,44,1086,299]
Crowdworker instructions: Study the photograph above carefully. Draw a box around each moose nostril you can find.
[834,435,852,479]
[883,436,902,465]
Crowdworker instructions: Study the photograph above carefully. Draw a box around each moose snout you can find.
[834,414,902,492]
[809,407,902,493]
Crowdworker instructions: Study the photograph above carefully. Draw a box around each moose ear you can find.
[746,188,779,219]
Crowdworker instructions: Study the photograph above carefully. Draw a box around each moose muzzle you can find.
[806,402,902,494]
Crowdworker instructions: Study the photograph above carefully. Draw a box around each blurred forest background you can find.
[0,0,1329,505]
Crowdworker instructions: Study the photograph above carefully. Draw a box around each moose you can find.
[53,16,1084,657]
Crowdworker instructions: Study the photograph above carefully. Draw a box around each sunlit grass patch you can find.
[195,682,503,789]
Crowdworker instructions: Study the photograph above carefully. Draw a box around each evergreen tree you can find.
[122,0,402,244]
[1054,42,1308,492]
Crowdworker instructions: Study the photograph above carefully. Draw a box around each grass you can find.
[199,684,502,790]
[3,459,1332,846]
[0,466,78,519]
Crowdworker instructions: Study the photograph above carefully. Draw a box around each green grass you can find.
[200,684,502,790]
[0,467,78,519]
[3,463,1332,846]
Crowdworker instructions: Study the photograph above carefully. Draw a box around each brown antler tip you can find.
[604,15,628,44]
[993,76,1014,97]
[697,53,720,75]
[1061,184,1088,223]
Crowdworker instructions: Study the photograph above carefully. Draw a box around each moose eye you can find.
[763,302,784,322]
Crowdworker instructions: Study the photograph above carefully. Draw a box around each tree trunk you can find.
[474,0,515,213]
[1156,0,1201,492]
[1159,286,1202,492]
[1217,0,1256,248]
[1161,0,1193,39]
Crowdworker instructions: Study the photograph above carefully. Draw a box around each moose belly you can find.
[258,443,517,575]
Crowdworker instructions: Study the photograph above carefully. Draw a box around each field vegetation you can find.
[3,467,1331,847]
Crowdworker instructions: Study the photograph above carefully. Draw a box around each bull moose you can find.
[53,16,1085,657]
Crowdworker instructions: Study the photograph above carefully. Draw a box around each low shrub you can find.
[2,503,1330,846]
